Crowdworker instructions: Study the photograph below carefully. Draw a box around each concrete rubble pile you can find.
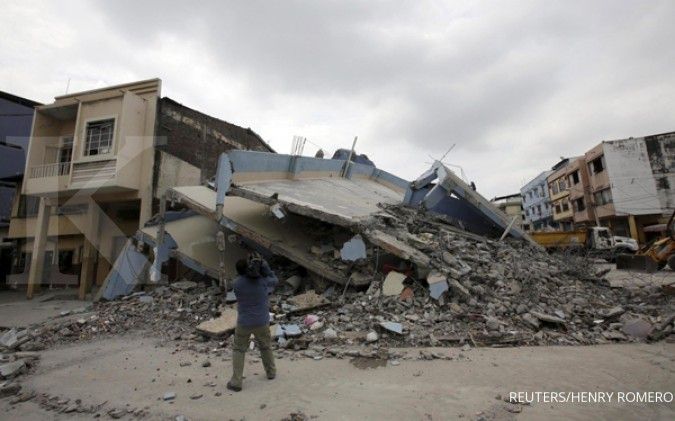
[3,151,672,368]
[7,203,671,359]
[269,203,674,349]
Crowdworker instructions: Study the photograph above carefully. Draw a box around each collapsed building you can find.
[95,149,673,348]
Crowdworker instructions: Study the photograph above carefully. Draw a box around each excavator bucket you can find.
[616,253,659,273]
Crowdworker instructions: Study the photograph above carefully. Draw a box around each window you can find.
[551,182,559,195]
[59,136,73,164]
[558,178,567,191]
[574,198,586,212]
[569,171,580,185]
[84,119,114,156]
[562,200,569,212]
[58,250,75,274]
[17,195,40,218]
[555,204,561,213]
[536,204,541,215]
[15,252,31,272]
[588,156,605,175]
[594,188,613,206]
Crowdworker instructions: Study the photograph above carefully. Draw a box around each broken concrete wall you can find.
[404,184,504,237]
[139,212,249,280]
[154,151,202,199]
[405,162,538,245]
[152,97,275,195]
[644,132,675,213]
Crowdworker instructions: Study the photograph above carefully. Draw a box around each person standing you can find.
[227,254,278,392]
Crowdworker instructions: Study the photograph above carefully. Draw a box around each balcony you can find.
[29,162,71,179]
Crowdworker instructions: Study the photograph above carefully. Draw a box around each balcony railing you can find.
[29,162,71,178]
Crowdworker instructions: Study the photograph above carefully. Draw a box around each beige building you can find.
[547,158,575,231]
[490,194,524,230]
[565,156,596,227]
[8,79,274,298]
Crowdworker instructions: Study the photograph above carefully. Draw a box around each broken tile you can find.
[382,271,406,296]
[427,271,449,300]
[399,287,414,301]
[281,324,302,337]
[379,322,403,335]
[340,235,367,261]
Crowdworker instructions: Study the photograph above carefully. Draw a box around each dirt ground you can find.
[1,334,673,421]
[594,263,675,288]
[0,290,87,328]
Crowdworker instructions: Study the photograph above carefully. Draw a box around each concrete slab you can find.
[169,186,361,286]
[219,151,408,228]
[286,291,330,313]
[406,162,539,245]
[140,214,248,280]
[195,307,238,337]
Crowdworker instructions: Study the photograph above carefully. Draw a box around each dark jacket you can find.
[233,263,278,327]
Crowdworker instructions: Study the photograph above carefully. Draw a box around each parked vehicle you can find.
[531,227,638,261]
[616,210,675,272]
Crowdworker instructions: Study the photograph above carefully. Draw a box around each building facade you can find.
[547,158,575,231]
[566,156,596,227]
[520,170,554,231]
[582,132,675,241]
[8,79,274,298]
[490,193,524,230]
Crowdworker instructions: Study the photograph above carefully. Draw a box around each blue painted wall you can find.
[0,92,39,224]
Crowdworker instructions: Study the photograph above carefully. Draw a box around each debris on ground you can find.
[1,155,673,367]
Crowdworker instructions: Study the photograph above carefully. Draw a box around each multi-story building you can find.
[8,78,274,298]
[565,156,596,227]
[583,132,675,241]
[0,91,41,286]
[547,158,576,231]
[520,170,555,231]
[490,193,524,230]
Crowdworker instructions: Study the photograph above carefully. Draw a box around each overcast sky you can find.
[2,0,674,198]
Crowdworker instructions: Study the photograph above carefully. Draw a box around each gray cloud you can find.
[2,0,674,197]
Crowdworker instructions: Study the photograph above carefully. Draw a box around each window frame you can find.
[58,135,74,165]
[574,197,586,212]
[80,116,118,160]
[588,155,605,176]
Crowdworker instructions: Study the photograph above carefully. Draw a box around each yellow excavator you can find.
[616,210,675,272]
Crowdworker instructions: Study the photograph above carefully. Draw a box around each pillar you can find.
[78,198,101,300]
[628,215,640,243]
[27,197,51,299]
